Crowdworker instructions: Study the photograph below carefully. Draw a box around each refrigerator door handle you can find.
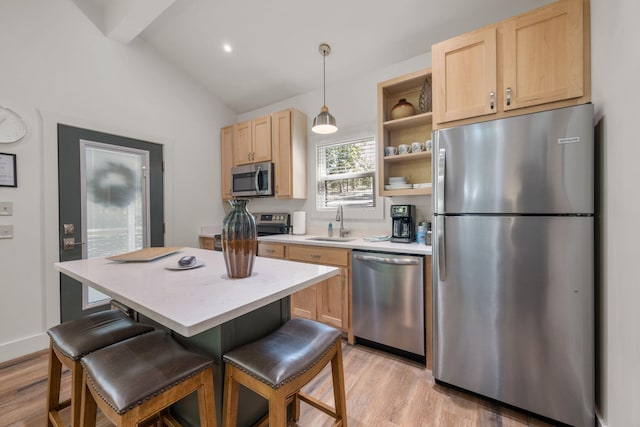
[436,147,446,213]
[438,217,446,281]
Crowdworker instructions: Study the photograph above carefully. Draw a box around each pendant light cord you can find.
[323,52,327,107]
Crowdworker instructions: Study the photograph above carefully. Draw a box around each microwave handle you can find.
[254,165,261,191]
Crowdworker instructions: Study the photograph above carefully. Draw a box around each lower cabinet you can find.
[258,242,353,343]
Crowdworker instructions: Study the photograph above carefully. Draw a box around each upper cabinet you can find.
[432,28,497,124]
[233,115,272,166]
[221,108,307,200]
[271,109,307,199]
[432,0,590,128]
[377,68,433,197]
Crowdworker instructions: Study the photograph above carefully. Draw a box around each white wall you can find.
[591,1,640,426]
[238,53,434,237]
[0,0,235,361]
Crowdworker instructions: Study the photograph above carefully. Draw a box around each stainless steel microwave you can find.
[231,162,274,197]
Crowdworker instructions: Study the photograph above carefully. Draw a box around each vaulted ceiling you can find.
[74,0,553,114]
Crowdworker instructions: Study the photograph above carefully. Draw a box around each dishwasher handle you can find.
[354,254,420,265]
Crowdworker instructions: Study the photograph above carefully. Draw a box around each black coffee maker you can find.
[390,204,416,243]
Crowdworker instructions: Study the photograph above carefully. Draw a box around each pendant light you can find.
[312,43,338,134]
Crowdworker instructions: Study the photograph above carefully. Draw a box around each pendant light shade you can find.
[312,43,338,134]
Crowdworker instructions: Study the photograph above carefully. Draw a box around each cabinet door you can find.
[502,0,584,111]
[221,125,233,199]
[257,242,285,259]
[291,285,317,320]
[271,110,292,198]
[432,27,497,124]
[233,120,252,166]
[316,267,348,330]
[252,115,272,163]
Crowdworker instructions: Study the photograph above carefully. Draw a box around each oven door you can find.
[231,162,273,197]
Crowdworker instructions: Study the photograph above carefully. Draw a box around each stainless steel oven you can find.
[255,213,290,236]
[231,162,274,197]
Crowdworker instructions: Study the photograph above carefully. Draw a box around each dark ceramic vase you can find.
[222,199,257,278]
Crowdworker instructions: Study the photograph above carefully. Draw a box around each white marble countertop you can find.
[258,234,432,255]
[54,248,338,337]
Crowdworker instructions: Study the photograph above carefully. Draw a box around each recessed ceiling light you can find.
[223,43,232,53]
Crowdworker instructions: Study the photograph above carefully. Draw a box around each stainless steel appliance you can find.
[254,212,290,236]
[231,162,274,197]
[352,250,424,360]
[432,104,594,427]
[390,204,416,243]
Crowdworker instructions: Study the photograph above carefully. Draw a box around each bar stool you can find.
[80,330,217,427]
[221,318,347,427]
[46,309,154,427]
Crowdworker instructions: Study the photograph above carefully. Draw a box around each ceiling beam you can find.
[104,0,176,44]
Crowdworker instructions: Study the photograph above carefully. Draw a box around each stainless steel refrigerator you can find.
[432,104,594,427]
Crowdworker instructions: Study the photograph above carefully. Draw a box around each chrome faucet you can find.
[336,205,348,237]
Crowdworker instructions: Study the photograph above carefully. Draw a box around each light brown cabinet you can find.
[233,115,272,166]
[258,242,352,343]
[221,109,307,200]
[432,0,590,128]
[220,125,233,200]
[271,109,307,199]
[377,68,433,197]
[199,236,215,250]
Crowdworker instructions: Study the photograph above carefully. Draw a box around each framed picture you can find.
[0,153,17,187]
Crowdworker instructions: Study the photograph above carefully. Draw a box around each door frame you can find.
[41,109,175,331]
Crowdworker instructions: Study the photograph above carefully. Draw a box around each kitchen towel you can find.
[292,211,306,235]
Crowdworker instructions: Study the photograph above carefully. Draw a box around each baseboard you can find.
[0,332,49,363]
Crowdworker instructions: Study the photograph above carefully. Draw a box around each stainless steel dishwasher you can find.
[352,250,425,358]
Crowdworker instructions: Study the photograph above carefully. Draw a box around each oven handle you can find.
[354,254,419,265]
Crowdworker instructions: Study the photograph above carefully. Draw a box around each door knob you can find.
[63,238,86,250]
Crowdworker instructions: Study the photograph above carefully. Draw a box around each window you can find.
[316,136,376,210]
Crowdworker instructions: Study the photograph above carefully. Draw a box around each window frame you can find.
[310,125,383,221]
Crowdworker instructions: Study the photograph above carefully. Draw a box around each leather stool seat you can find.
[80,330,217,426]
[47,309,154,361]
[222,318,347,427]
[46,309,154,427]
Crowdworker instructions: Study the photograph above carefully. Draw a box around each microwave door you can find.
[232,170,256,196]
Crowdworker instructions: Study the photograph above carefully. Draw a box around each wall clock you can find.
[0,106,27,143]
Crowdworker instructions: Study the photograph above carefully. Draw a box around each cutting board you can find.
[106,246,183,262]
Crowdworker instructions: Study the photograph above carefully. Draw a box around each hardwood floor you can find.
[0,343,554,427]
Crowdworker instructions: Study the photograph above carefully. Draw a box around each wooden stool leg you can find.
[222,366,240,427]
[80,374,97,427]
[331,343,348,427]
[46,342,63,427]
[70,360,84,427]
[197,370,218,427]
[291,392,301,422]
[268,390,287,427]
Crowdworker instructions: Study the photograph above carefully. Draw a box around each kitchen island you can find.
[54,247,339,426]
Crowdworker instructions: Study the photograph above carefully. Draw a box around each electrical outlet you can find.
[0,225,13,239]
[0,202,12,216]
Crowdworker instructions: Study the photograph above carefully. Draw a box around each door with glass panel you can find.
[57,124,164,322]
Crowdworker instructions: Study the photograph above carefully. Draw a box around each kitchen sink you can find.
[305,236,355,242]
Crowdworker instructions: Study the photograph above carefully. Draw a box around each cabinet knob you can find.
[489,91,495,110]
[506,87,512,106]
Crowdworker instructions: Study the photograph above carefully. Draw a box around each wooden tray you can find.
[107,247,183,262]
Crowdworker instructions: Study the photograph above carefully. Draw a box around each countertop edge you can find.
[258,234,432,255]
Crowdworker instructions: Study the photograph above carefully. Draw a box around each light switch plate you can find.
[0,202,12,216]
[0,225,13,239]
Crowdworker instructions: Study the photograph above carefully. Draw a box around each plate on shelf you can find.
[412,183,432,189]
[384,183,413,190]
